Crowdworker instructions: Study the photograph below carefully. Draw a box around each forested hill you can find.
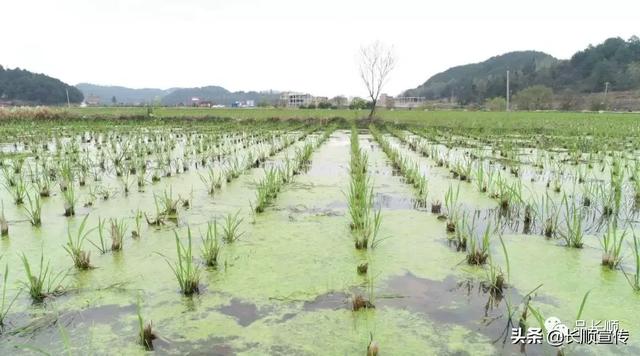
[75,83,171,105]
[403,36,640,104]
[160,86,280,106]
[0,66,83,104]
[76,84,281,106]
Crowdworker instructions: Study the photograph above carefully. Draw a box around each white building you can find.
[280,92,313,107]
[377,94,426,108]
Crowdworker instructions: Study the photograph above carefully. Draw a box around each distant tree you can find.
[558,89,581,111]
[485,97,506,111]
[589,96,608,111]
[358,41,396,118]
[111,96,117,105]
[384,96,395,109]
[513,85,553,110]
[257,100,270,107]
[317,101,332,109]
[627,61,640,85]
[349,97,370,110]
[331,96,347,108]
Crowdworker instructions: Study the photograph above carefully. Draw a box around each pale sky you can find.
[2,0,639,97]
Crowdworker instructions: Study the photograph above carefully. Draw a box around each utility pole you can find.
[66,88,70,108]
[603,82,610,109]
[506,70,510,112]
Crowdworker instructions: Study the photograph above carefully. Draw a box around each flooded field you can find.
[0,118,639,355]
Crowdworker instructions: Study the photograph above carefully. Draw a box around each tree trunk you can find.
[368,100,377,118]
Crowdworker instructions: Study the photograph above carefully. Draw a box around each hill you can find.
[160,86,279,106]
[75,83,172,105]
[404,36,640,105]
[0,66,83,104]
[76,84,281,106]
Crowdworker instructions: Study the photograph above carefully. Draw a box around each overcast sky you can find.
[2,0,639,97]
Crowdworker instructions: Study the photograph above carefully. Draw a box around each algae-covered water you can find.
[0,126,639,355]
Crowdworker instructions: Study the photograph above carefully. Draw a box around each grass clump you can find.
[136,294,156,350]
[254,168,282,213]
[601,222,625,269]
[560,194,584,248]
[62,183,77,217]
[201,222,222,268]
[161,228,201,295]
[221,211,244,243]
[110,218,128,251]
[1,262,20,326]
[20,251,67,302]
[63,215,94,269]
[23,193,42,227]
[466,221,492,265]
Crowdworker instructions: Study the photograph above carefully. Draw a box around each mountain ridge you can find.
[403,36,640,104]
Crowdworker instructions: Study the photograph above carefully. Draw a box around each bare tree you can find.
[359,41,396,119]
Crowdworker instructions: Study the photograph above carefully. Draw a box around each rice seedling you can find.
[4,174,27,205]
[474,161,488,193]
[63,214,94,269]
[600,222,626,269]
[444,184,460,232]
[370,126,429,206]
[559,194,584,248]
[32,166,52,197]
[201,222,222,267]
[0,262,20,326]
[466,220,492,265]
[0,201,8,237]
[346,127,384,249]
[449,212,469,251]
[484,235,510,297]
[121,169,135,196]
[623,232,640,292]
[532,192,558,238]
[199,166,221,195]
[295,142,314,170]
[581,181,596,207]
[136,294,156,350]
[110,218,128,251]
[160,228,201,295]
[156,188,179,217]
[525,290,591,355]
[221,211,244,243]
[352,275,377,311]
[254,168,282,213]
[132,209,143,239]
[136,170,147,191]
[20,251,67,302]
[23,192,42,227]
[62,183,77,217]
[90,217,109,253]
[347,178,383,249]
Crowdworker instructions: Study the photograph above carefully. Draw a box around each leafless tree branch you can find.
[359,41,396,119]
